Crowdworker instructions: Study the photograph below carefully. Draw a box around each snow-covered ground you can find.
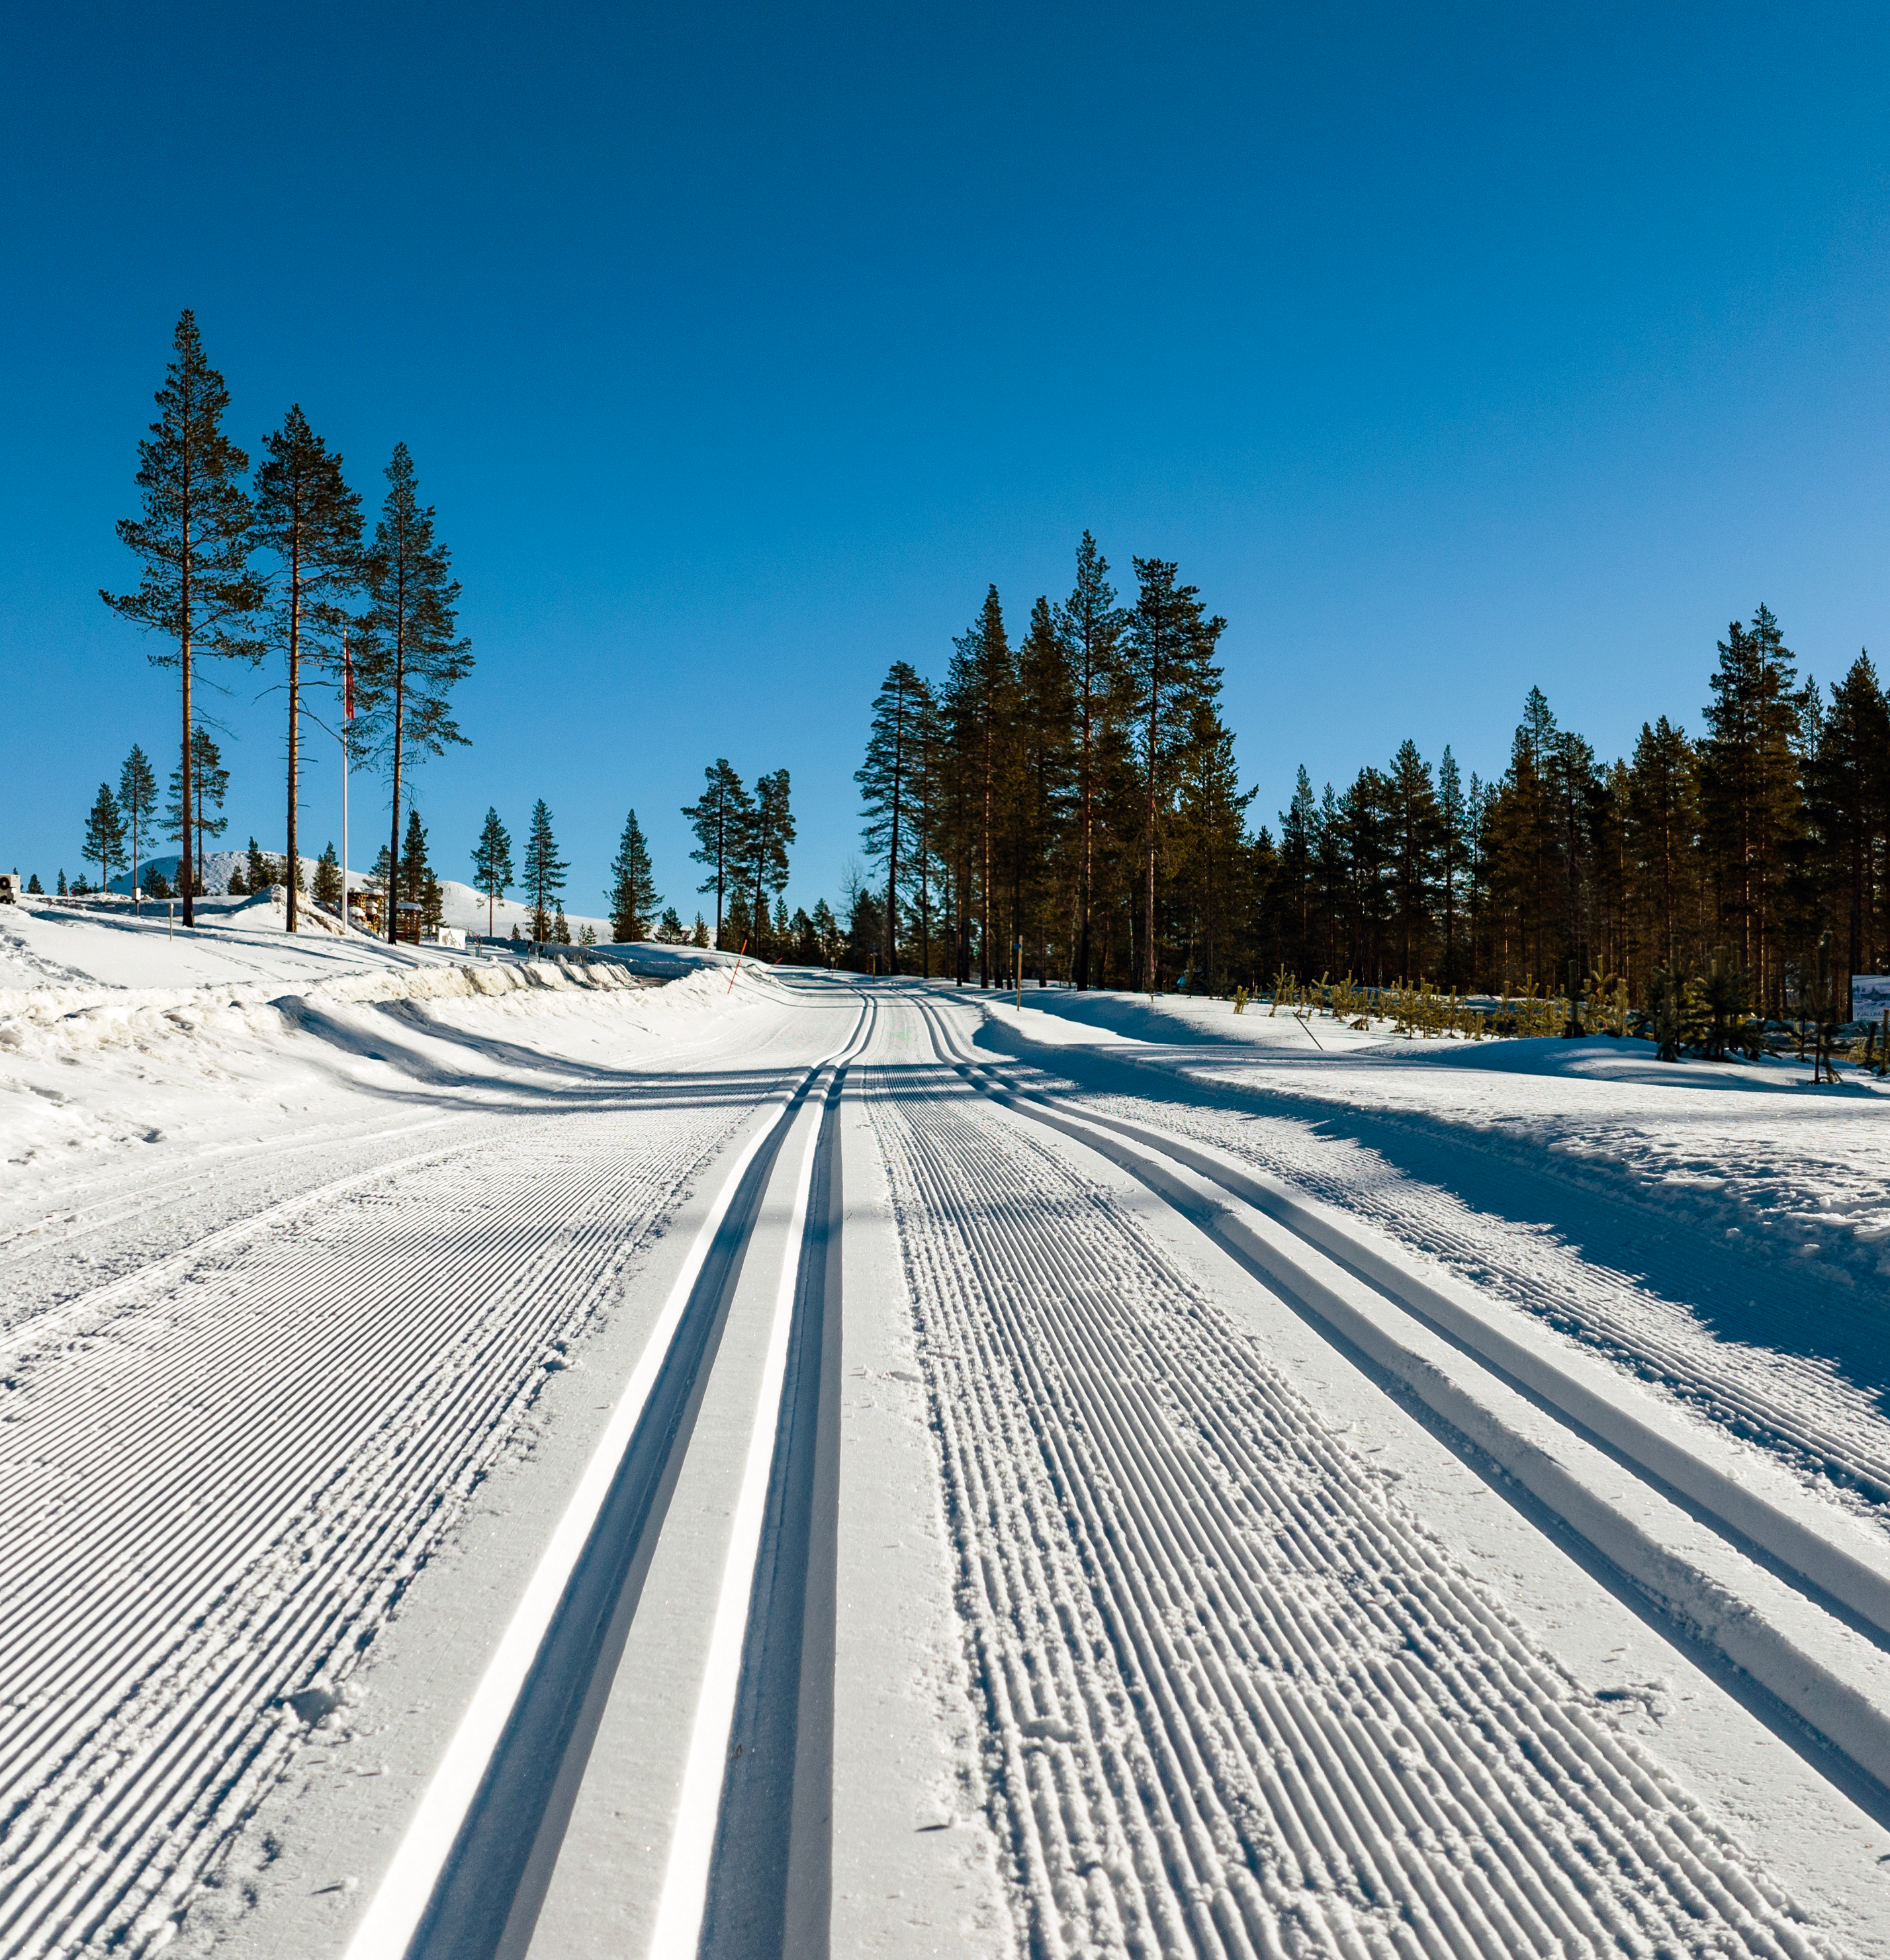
[1,956,1887,1957]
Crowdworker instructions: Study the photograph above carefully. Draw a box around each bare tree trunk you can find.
[286,529,300,932]
[387,547,405,946]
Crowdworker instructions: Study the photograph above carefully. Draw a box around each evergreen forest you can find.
[852,541,1890,1018]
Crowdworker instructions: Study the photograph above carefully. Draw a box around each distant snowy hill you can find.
[109,856,614,940]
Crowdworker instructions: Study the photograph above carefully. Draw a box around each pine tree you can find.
[523,799,566,946]
[471,807,514,940]
[691,912,710,947]
[355,444,473,946]
[84,784,126,893]
[163,725,228,894]
[1123,559,1226,993]
[1014,594,1074,984]
[1487,688,1565,987]
[1385,740,1442,981]
[944,586,1015,985]
[1805,653,1888,1006]
[400,807,433,942]
[658,905,685,942]
[255,405,363,933]
[749,770,795,947]
[1174,696,1251,991]
[1698,607,1803,1010]
[858,665,928,975]
[608,809,660,942]
[1056,533,1124,990]
[246,836,273,891]
[807,898,836,965]
[682,760,751,945]
[1436,747,1468,986]
[1275,766,1320,975]
[26,874,44,895]
[56,870,68,898]
[118,745,159,909]
[101,312,263,930]
[554,901,572,946]
[314,840,343,909]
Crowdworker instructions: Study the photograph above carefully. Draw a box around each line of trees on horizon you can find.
[854,542,1890,1018]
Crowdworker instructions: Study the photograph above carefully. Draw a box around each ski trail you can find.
[868,1059,1837,1959]
[1065,1052,1890,1522]
[0,1097,762,1960]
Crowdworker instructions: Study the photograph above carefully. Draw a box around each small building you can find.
[0,871,20,904]
[428,924,467,950]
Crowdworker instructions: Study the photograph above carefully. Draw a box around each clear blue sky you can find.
[5,4,1889,913]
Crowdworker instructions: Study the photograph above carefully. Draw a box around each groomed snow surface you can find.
[1,907,1887,1958]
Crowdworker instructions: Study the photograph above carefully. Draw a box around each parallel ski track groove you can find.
[0,1093,771,1960]
[876,1007,1828,1959]
[1089,1057,1890,1515]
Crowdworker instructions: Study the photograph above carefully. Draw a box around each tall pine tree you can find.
[523,799,567,947]
[608,809,660,941]
[857,664,928,975]
[946,586,1013,985]
[84,785,126,894]
[1122,558,1226,993]
[471,807,514,940]
[683,760,751,946]
[255,405,363,933]
[101,311,262,928]
[118,745,159,911]
[1055,533,1122,989]
[746,770,795,947]
[1697,606,1802,1009]
[356,445,472,945]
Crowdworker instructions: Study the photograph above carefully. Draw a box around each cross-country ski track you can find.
[1,966,1888,1959]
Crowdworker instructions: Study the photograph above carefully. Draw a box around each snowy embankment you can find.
[0,895,791,1289]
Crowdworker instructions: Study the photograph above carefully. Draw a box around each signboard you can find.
[1852,975,1890,1020]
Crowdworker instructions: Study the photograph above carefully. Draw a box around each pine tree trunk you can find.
[1144,673,1158,995]
[388,543,405,947]
[179,394,195,930]
[286,533,300,932]
[1077,669,1093,991]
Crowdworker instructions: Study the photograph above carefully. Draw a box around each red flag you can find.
[343,636,355,723]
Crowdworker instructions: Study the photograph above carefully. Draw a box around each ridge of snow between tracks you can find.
[647,1081,827,1957]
